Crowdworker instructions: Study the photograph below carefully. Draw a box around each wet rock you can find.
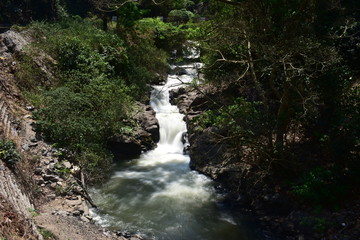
[109,134,143,158]
[172,66,188,75]
[136,103,160,143]
[169,87,186,105]
[110,103,160,158]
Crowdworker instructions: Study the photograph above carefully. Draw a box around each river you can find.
[89,61,261,240]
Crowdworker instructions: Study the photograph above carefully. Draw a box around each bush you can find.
[168,9,195,23]
[292,167,348,208]
[0,140,20,166]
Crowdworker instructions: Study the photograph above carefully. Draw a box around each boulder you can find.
[0,31,29,57]
[136,103,160,143]
[108,134,142,159]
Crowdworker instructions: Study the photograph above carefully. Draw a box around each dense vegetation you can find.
[2,0,359,218]
[192,0,360,208]
[11,2,197,180]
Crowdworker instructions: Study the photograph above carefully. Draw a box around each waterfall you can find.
[89,62,257,240]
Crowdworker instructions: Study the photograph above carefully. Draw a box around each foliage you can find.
[195,97,266,143]
[135,17,189,53]
[0,140,20,166]
[28,208,39,217]
[17,18,140,180]
[18,15,184,180]
[38,228,56,240]
[117,2,143,28]
[189,0,360,206]
[168,9,195,23]
[300,216,333,233]
[0,0,61,24]
[292,167,348,208]
[14,53,47,91]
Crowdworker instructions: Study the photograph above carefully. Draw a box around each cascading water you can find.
[90,62,260,240]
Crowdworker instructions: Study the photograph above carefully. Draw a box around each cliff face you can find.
[170,84,255,189]
[0,30,43,240]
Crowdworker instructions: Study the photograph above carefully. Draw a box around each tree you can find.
[195,0,359,171]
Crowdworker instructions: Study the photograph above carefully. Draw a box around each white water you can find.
[90,62,258,240]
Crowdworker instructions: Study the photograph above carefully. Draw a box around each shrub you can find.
[0,140,20,166]
[292,167,348,208]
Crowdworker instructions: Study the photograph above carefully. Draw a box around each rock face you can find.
[109,103,159,159]
[0,30,30,57]
[137,103,160,143]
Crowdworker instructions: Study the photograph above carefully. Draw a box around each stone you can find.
[72,210,82,216]
[48,163,55,169]
[62,161,72,169]
[34,168,43,175]
[137,103,160,143]
[42,150,48,156]
[48,194,56,200]
[35,177,45,185]
[22,144,29,151]
[25,106,35,111]
[29,142,38,147]
[43,174,58,182]
[172,66,188,75]
[80,216,90,222]
[82,201,90,216]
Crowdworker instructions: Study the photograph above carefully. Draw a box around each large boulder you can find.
[108,133,144,159]
[109,103,160,159]
[136,103,160,143]
[0,30,30,57]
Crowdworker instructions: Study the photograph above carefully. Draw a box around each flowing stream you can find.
[90,62,260,240]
